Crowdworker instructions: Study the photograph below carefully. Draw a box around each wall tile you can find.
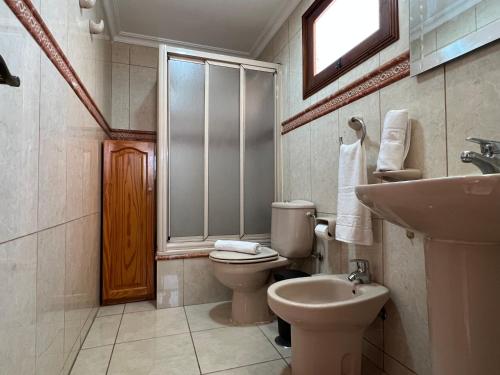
[183,258,231,306]
[36,226,65,375]
[130,45,158,68]
[338,54,380,91]
[0,235,37,375]
[272,20,289,59]
[340,219,383,284]
[445,41,500,176]
[66,132,84,221]
[289,0,314,39]
[0,20,40,243]
[157,259,184,309]
[38,57,68,230]
[130,65,157,131]
[339,92,381,184]
[274,44,290,120]
[65,218,86,358]
[112,42,130,64]
[379,68,447,179]
[281,133,291,201]
[82,139,101,216]
[289,31,311,116]
[310,111,339,214]
[287,124,312,201]
[382,223,431,375]
[112,62,130,129]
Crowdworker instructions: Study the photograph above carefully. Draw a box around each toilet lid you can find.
[209,247,279,264]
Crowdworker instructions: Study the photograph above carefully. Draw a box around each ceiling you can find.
[103,0,301,57]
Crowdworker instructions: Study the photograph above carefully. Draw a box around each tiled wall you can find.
[157,258,231,309]
[0,1,109,374]
[110,42,158,131]
[260,0,500,374]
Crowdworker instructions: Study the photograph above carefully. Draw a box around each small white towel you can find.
[376,109,411,171]
[336,140,373,246]
[214,240,261,255]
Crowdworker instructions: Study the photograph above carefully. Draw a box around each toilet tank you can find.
[271,200,315,258]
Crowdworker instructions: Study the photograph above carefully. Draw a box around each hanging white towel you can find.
[376,109,411,171]
[336,140,373,246]
[214,240,261,255]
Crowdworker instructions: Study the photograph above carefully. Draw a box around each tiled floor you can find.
[71,300,291,375]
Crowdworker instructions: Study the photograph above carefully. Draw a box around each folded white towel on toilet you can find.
[376,109,411,171]
[336,139,373,246]
[214,240,261,255]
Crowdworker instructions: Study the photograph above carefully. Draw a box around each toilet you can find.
[209,200,315,324]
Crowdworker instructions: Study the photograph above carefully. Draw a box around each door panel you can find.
[102,140,155,304]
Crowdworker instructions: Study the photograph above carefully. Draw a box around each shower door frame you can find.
[157,44,282,256]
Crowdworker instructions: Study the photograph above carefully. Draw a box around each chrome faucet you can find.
[460,137,500,174]
[347,259,371,284]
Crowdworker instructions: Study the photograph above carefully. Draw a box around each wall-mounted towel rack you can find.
[0,54,20,87]
[339,116,367,145]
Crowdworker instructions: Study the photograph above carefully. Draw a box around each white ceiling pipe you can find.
[89,19,105,35]
[79,0,96,9]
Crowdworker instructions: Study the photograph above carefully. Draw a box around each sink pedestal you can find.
[425,239,500,375]
[291,327,363,375]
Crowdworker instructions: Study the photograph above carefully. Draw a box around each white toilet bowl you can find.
[210,247,290,324]
[209,200,316,325]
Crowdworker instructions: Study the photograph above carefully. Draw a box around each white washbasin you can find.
[355,174,500,242]
[354,174,500,375]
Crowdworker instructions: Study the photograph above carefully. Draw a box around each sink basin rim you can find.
[268,274,389,310]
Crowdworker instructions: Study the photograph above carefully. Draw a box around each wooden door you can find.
[102,140,155,305]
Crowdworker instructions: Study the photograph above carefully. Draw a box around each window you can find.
[302,0,399,99]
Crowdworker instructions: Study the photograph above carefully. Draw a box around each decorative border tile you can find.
[4,0,159,142]
[111,129,157,142]
[282,52,410,134]
[4,0,114,137]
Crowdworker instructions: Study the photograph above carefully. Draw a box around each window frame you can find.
[302,0,399,99]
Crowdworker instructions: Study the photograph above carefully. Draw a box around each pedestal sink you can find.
[355,174,500,375]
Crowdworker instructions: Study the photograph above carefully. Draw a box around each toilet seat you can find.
[209,247,279,264]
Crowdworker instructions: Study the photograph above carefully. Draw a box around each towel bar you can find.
[339,116,367,145]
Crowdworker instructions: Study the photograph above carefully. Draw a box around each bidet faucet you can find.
[460,137,500,174]
[347,259,371,284]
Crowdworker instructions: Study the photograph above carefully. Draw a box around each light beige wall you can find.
[260,0,500,374]
[111,42,158,131]
[157,258,232,309]
[0,0,108,373]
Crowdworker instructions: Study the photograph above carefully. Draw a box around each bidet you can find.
[267,274,389,375]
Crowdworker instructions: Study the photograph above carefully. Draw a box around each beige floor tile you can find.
[82,315,121,349]
[209,359,290,375]
[116,307,189,343]
[258,321,291,358]
[108,334,199,375]
[70,345,113,375]
[124,300,156,314]
[97,304,125,317]
[184,301,232,332]
[192,326,281,373]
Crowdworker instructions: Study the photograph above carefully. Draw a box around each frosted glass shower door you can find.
[168,59,205,239]
[208,64,240,237]
[243,69,275,235]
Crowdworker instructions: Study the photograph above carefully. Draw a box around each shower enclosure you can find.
[157,45,281,254]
